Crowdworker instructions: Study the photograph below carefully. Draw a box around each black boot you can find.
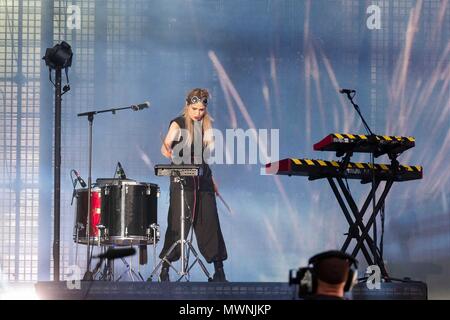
[159,261,170,282]
[212,261,227,282]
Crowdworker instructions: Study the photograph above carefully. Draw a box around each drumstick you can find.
[216,192,234,216]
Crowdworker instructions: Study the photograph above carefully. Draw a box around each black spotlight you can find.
[43,41,73,69]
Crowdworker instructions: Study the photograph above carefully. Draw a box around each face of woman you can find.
[187,102,206,121]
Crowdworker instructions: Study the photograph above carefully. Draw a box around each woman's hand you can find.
[161,122,180,159]
[161,144,173,159]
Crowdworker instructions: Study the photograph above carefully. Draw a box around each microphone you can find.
[117,162,127,179]
[339,88,356,94]
[96,247,136,260]
[131,101,150,111]
[73,170,87,188]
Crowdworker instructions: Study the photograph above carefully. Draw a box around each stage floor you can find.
[34,281,428,300]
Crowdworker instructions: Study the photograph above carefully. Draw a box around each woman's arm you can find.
[161,121,180,159]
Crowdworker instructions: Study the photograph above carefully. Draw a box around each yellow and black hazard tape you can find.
[290,158,422,173]
[332,133,415,142]
[265,158,423,181]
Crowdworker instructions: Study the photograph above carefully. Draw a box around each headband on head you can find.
[187,95,208,106]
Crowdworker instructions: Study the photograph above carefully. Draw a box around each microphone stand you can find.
[342,91,382,277]
[343,91,373,136]
[70,169,81,267]
[77,103,148,280]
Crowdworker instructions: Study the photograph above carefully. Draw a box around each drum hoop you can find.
[101,182,159,188]
[75,186,101,192]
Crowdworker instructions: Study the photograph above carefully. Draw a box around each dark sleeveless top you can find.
[169,116,214,192]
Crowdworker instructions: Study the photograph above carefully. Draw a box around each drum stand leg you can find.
[149,223,159,270]
[94,246,113,281]
[147,177,212,282]
[74,224,82,267]
[130,253,145,281]
[98,253,114,281]
[116,249,144,282]
[147,237,211,282]
[176,237,211,282]
[104,258,114,281]
[153,240,157,269]
[147,241,182,281]
[90,246,104,280]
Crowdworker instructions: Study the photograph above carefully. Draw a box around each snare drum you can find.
[100,181,159,246]
[73,187,102,244]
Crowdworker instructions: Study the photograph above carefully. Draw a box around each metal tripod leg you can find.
[147,238,212,282]
[177,240,211,281]
[179,222,211,281]
[90,246,106,280]
[147,240,181,281]
[116,256,144,282]
[100,258,114,281]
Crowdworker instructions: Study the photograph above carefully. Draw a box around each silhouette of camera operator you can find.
[290,250,358,300]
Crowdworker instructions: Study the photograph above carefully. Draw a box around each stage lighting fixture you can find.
[42,40,73,281]
[43,41,73,69]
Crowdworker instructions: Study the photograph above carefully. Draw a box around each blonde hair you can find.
[181,88,214,147]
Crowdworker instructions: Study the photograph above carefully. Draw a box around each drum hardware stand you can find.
[77,102,148,280]
[74,223,84,266]
[177,225,197,282]
[149,224,160,268]
[92,245,115,281]
[116,246,145,282]
[90,245,106,280]
[88,245,115,282]
[96,257,114,281]
[93,227,114,281]
[148,173,211,282]
[182,216,197,281]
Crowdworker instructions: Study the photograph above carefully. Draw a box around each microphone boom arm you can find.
[77,102,149,118]
[343,91,374,136]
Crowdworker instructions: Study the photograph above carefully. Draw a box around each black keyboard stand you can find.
[326,176,392,279]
